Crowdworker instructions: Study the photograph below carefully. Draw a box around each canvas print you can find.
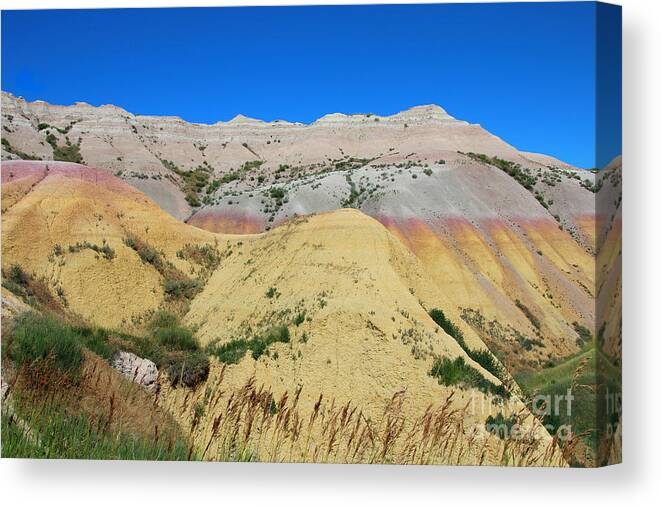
[0,2,621,466]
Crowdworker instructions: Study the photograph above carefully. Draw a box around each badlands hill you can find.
[1,93,600,373]
[1,160,564,465]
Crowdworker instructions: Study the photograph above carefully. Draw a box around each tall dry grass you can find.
[158,365,567,466]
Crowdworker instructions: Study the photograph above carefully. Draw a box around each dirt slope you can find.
[1,160,562,465]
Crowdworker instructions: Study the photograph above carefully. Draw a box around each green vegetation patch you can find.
[429,355,509,399]
[466,153,537,190]
[1,406,191,460]
[573,321,594,348]
[428,308,506,383]
[124,234,201,302]
[515,299,541,330]
[1,264,67,313]
[65,240,115,260]
[208,325,290,364]
[1,137,41,160]
[8,313,83,378]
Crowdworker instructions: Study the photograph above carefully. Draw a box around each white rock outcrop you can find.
[110,351,158,392]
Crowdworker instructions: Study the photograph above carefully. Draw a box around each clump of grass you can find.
[147,311,209,388]
[573,321,593,348]
[1,409,191,460]
[208,338,250,364]
[165,351,210,389]
[124,234,201,301]
[428,308,506,383]
[265,287,280,299]
[8,313,83,378]
[163,278,201,300]
[208,325,290,364]
[515,299,541,330]
[177,242,222,272]
[123,234,162,266]
[466,152,537,190]
[429,308,463,343]
[4,263,29,288]
[429,356,509,399]
[293,311,306,326]
[250,326,290,359]
[67,240,115,260]
[1,265,67,316]
[155,324,199,352]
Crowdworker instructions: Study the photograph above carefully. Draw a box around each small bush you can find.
[265,287,280,299]
[209,326,290,364]
[148,310,179,330]
[165,350,209,388]
[209,338,250,364]
[429,308,506,382]
[515,299,541,330]
[10,313,83,377]
[124,235,162,267]
[6,263,30,287]
[429,356,508,399]
[293,312,306,326]
[71,325,117,359]
[573,321,593,347]
[429,308,464,345]
[251,326,290,360]
[163,277,200,300]
[269,187,285,200]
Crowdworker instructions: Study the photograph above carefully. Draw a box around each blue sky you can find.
[1,3,621,168]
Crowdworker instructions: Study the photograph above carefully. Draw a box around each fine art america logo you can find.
[469,388,622,442]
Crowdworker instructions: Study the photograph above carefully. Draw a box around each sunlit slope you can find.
[1,161,218,328]
[371,161,595,372]
[1,160,562,464]
[167,209,561,464]
[186,209,497,402]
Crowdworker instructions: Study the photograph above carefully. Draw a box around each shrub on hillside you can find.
[208,325,291,364]
[428,308,506,381]
[573,321,593,348]
[515,299,541,330]
[165,350,210,388]
[429,355,509,399]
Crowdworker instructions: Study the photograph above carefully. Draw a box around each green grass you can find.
[124,234,201,302]
[9,313,84,377]
[146,312,209,387]
[208,338,250,364]
[429,356,509,399]
[2,404,191,460]
[466,152,537,190]
[208,325,291,364]
[428,308,507,384]
[515,344,621,456]
[573,321,593,347]
[155,325,199,352]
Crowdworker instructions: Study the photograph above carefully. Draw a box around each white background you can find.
[0,0,658,505]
